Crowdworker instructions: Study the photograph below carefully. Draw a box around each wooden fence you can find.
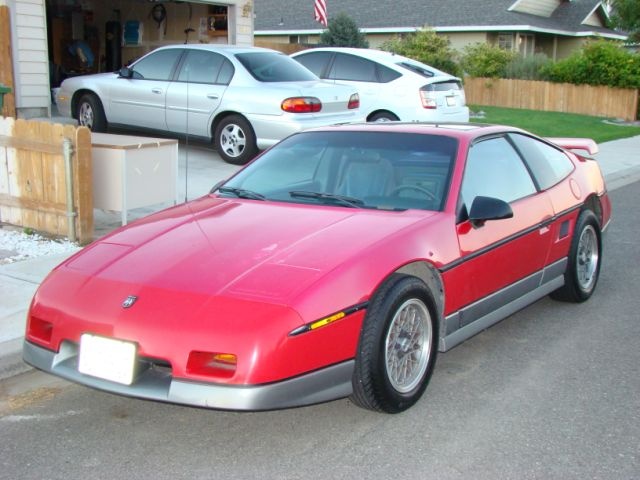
[0,6,16,118]
[0,117,93,244]
[464,77,639,121]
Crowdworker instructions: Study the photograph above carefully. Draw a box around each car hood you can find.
[61,196,434,304]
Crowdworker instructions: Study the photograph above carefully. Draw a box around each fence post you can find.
[63,137,76,243]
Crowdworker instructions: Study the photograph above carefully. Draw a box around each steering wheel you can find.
[390,185,437,202]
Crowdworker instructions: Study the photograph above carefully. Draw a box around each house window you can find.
[289,35,309,44]
[498,33,514,51]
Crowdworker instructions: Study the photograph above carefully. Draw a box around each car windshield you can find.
[218,131,457,211]
[236,51,319,82]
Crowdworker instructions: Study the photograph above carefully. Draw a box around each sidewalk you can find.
[1,134,640,380]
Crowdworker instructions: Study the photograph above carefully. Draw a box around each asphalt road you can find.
[1,181,638,480]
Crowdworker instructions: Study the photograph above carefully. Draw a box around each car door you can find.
[108,48,183,131]
[325,53,382,115]
[165,50,233,138]
[445,135,555,320]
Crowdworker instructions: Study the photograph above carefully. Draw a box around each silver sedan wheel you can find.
[576,224,599,292]
[219,123,247,159]
[384,298,432,393]
[78,102,94,129]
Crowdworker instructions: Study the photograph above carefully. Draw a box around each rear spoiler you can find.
[545,137,599,155]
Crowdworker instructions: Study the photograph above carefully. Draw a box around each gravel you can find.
[0,228,80,265]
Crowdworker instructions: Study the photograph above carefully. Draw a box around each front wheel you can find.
[214,115,258,165]
[350,274,438,413]
[76,94,107,132]
[551,209,602,302]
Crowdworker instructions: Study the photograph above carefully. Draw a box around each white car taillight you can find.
[348,93,360,110]
[281,97,322,113]
[419,90,437,109]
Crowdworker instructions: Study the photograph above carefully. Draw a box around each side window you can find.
[461,136,536,208]
[376,63,402,83]
[132,49,183,80]
[177,50,225,84]
[329,54,378,82]
[216,59,235,85]
[509,133,574,190]
[293,52,333,77]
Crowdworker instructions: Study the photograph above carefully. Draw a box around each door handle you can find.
[207,94,219,100]
[151,88,163,94]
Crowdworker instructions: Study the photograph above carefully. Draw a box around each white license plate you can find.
[446,95,457,106]
[78,334,137,385]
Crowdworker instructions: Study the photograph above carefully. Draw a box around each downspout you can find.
[63,138,77,243]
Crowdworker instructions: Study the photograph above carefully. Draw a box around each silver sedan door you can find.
[166,50,233,138]
[108,48,183,130]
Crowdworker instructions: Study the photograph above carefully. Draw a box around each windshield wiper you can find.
[289,190,364,208]
[217,186,266,201]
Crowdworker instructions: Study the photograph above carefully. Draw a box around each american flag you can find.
[314,0,328,27]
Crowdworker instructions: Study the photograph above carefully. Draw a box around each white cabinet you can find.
[91,133,179,225]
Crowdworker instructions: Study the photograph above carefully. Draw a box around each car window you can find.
[423,80,462,92]
[132,49,182,81]
[461,136,536,207]
[177,50,226,84]
[222,131,457,212]
[293,51,333,77]
[509,133,574,190]
[217,59,235,84]
[377,63,402,83]
[329,54,378,82]
[236,51,318,82]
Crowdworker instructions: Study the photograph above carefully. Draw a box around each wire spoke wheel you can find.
[385,298,432,393]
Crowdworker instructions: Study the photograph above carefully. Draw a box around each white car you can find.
[56,45,363,164]
[291,47,469,123]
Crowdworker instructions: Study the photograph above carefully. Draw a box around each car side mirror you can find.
[468,196,513,227]
[118,67,133,78]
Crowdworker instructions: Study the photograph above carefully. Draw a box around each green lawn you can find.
[469,105,640,144]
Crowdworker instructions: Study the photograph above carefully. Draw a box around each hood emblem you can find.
[122,295,138,308]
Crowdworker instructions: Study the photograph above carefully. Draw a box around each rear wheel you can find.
[351,274,438,413]
[551,209,602,302]
[214,115,258,165]
[369,111,399,122]
[76,94,107,132]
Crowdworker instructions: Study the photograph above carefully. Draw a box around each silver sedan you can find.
[56,45,363,164]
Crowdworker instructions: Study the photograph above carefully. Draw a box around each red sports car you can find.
[24,123,610,413]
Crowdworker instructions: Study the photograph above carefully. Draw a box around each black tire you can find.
[76,94,107,132]
[214,115,258,165]
[369,111,399,122]
[351,274,438,413]
[551,209,602,303]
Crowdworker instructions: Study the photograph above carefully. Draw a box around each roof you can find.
[254,0,626,40]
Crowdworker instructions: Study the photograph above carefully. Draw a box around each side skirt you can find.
[439,258,567,352]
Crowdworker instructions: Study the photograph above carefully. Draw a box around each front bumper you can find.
[23,340,354,410]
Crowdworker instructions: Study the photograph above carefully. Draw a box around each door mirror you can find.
[468,196,513,227]
[118,67,133,78]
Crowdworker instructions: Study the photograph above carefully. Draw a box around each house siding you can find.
[10,0,49,117]
[509,0,560,17]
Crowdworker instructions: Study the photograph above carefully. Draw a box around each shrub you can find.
[319,12,369,48]
[504,53,552,80]
[542,40,640,89]
[460,43,516,78]
[381,29,462,77]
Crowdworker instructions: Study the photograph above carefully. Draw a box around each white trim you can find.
[256,24,627,40]
[507,0,526,12]
[582,3,609,26]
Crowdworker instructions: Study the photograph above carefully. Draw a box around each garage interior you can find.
[46,0,231,88]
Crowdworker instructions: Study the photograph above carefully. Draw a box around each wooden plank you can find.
[0,134,63,154]
[74,126,93,244]
[0,192,66,214]
[0,6,16,118]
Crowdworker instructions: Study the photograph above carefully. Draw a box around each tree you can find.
[381,29,461,77]
[319,12,369,48]
[609,0,640,42]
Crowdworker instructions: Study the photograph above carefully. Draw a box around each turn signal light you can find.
[186,351,237,378]
[281,97,322,113]
[27,316,53,344]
